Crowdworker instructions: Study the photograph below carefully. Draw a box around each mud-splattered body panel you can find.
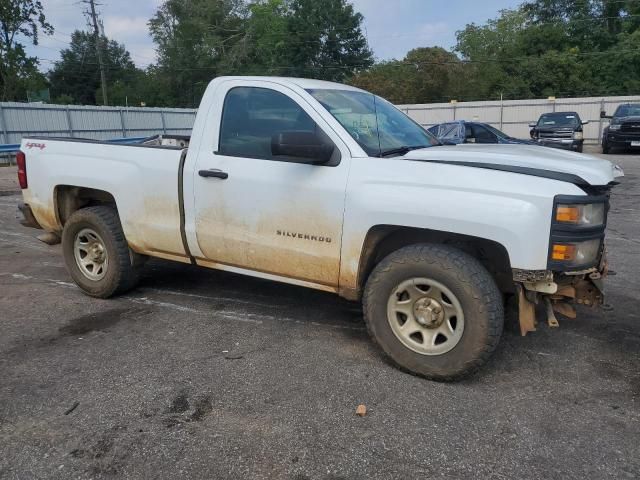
[20,141,187,261]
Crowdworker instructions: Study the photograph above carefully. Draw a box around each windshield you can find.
[307,89,438,156]
[615,104,640,117]
[538,113,580,127]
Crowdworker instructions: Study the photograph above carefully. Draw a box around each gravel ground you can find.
[0,151,639,479]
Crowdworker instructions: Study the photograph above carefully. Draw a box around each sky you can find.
[29,0,522,70]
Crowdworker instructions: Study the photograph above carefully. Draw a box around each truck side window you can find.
[219,86,324,161]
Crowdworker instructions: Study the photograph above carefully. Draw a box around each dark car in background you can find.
[427,121,534,145]
[529,111,588,152]
[601,104,640,154]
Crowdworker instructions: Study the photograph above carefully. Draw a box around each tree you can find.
[147,0,373,105]
[223,0,290,75]
[523,0,640,46]
[149,0,246,107]
[285,0,373,81]
[349,47,469,103]
[48,30,141,105]
[0,0,52,101]
[454,2,640,99]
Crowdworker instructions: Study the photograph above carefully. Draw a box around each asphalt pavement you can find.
[1,150,639,479]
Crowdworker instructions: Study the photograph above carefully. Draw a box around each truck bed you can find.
[20,136,190,263]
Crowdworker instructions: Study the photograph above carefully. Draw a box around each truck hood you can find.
[404,144,623,186]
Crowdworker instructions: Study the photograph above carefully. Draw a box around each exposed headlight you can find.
[550,238,601,267]
[610,124,621,131]
[573,131,583,140]
[555,203,606,227]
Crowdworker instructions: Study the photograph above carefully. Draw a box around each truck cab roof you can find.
[212,76,365,92]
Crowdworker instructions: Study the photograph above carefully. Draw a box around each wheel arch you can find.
[353,225,513,298]
[54,185,119,227]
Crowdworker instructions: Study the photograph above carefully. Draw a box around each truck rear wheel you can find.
[62,206,142,298]
[363,244,503,381]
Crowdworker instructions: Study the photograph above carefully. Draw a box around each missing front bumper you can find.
[513,266,606,336]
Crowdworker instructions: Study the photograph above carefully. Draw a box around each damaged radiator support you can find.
[515,269,605,336]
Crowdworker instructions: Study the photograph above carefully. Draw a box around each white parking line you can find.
[2,272,364,331]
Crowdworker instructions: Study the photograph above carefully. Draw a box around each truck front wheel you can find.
[363,244,503,381]
[62,206,142,298]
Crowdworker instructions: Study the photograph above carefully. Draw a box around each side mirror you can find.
[600,111,611,119]
[582,120,589,125]
[271,131,334,164]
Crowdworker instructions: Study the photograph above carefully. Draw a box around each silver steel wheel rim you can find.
[74,228,108,281]
[387,277,465,356]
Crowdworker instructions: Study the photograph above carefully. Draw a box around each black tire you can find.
[575,144,583,153]
[363,244,503,381]
[602,142,610,154]
[62,206,142,298]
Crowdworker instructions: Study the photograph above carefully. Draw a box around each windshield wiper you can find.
[379,145,429,157]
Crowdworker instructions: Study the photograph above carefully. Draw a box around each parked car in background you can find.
[601,104,640,154]
[427,121,534,145]
[529,112,588,152]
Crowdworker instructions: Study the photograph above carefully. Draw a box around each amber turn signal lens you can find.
[552,244,576,261]
[555,206,580,223]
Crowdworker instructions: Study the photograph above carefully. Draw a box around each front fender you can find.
[338,158,586,292]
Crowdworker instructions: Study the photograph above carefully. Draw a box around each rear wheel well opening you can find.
[357,225,513,296]
[55,186,118,226]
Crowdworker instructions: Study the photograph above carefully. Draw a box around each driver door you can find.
[191,82,349,287]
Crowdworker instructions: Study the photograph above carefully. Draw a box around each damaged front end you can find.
[514,189,613,336]
[514,256,608,336]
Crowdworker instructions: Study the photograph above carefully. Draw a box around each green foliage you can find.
[284,0,373,81]
[149,0,372,105]
[52,93,74,105]
[453,1,640,100]
[0,0,52,101]
[148,0,247,107]
[224,0,290,75]
[48,30,141,106]
[36,0,640,108]
[349,47,467,103]
[351,1,640,103]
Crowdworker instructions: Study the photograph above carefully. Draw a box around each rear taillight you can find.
[16,151,27,189]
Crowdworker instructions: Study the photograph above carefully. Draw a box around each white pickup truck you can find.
[17,76,623,380]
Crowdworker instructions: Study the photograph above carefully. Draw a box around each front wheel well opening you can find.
[55,185,118,226]
[357,225,513,296]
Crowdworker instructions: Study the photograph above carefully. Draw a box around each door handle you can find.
[199,169,228,179]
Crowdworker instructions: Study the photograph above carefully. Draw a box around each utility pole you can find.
[84,0,108,105]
